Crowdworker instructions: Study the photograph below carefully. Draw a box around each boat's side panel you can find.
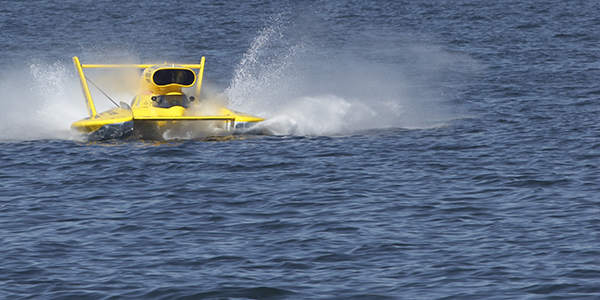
[220,108,265,123]
[71,106,134,141]
[85,121,134,141]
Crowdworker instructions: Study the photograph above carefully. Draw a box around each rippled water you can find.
[2,1,600,299]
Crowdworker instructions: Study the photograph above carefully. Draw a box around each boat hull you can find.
[71,104,134,141]
[85,121,134,141]
[71,103,265,141]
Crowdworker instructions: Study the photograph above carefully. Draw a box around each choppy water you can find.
[2,1,600,299]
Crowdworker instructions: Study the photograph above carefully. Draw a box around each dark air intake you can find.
[152,69,195,86]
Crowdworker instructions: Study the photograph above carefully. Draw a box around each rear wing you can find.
[72,56,206,117]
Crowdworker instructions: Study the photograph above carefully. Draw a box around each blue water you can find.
[2,1,600,299]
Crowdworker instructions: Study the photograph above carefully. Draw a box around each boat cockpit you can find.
[152,94,193,108]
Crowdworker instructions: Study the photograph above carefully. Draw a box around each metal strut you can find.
[84,76,120,108]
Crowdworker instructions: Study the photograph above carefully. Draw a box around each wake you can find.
[224,11,477,136]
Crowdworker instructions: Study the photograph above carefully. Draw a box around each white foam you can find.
[0,57,146,141]
[0,13,477,141]
[224,12,475,136]
[0,61,82,141]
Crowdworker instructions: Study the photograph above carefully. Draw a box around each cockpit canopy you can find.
[152,94,191,108]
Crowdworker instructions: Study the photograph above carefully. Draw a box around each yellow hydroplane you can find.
[70,56,264,140]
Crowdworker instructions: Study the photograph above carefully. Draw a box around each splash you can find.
[0,61,81,141]
[0,12,478,141]
[225,12,477,136]
[0,57,141,142]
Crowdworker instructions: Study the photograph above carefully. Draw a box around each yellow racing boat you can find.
[70,56,264,140]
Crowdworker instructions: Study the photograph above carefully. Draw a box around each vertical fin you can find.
[194,56,206,100]
[73,56,97,117]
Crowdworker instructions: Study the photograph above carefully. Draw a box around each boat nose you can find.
[166,106,186,116]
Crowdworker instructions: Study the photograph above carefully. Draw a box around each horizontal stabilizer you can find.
[133,116,236,121]
[80,64,204,69]
[71,106,133,133]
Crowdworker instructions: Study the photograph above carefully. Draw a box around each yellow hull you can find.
[71,103,265,141]
[71,105,134,141]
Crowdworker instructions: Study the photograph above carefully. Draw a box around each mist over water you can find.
[225,11,477,135]
[0,61,80,141]
[0,8,477,141]
[0,59,145,141]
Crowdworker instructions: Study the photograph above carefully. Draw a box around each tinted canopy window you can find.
[152,94,190,108]
[152,69,195,86]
